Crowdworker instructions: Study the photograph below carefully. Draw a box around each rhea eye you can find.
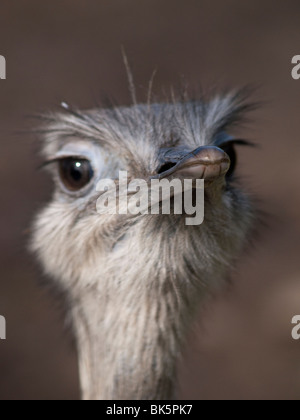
[219,143,237,178]
[58,158,94,191]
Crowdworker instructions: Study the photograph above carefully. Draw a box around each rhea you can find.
[31,91,255,400]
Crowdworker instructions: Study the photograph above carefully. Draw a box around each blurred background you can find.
[0,0,300,400]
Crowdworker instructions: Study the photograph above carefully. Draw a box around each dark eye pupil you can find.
[70,165,83,181]
[59,158,94,191]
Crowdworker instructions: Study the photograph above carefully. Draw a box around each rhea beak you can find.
[153,146,231,187]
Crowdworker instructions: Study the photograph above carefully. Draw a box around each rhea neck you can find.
[71,217,207,400]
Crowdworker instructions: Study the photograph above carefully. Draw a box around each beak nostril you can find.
[157,162,177,175]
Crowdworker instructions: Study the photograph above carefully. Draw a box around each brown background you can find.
[0,0,300,400]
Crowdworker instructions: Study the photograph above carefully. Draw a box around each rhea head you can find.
[31,91,255,400]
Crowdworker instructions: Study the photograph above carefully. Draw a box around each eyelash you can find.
[40,155,89,169]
